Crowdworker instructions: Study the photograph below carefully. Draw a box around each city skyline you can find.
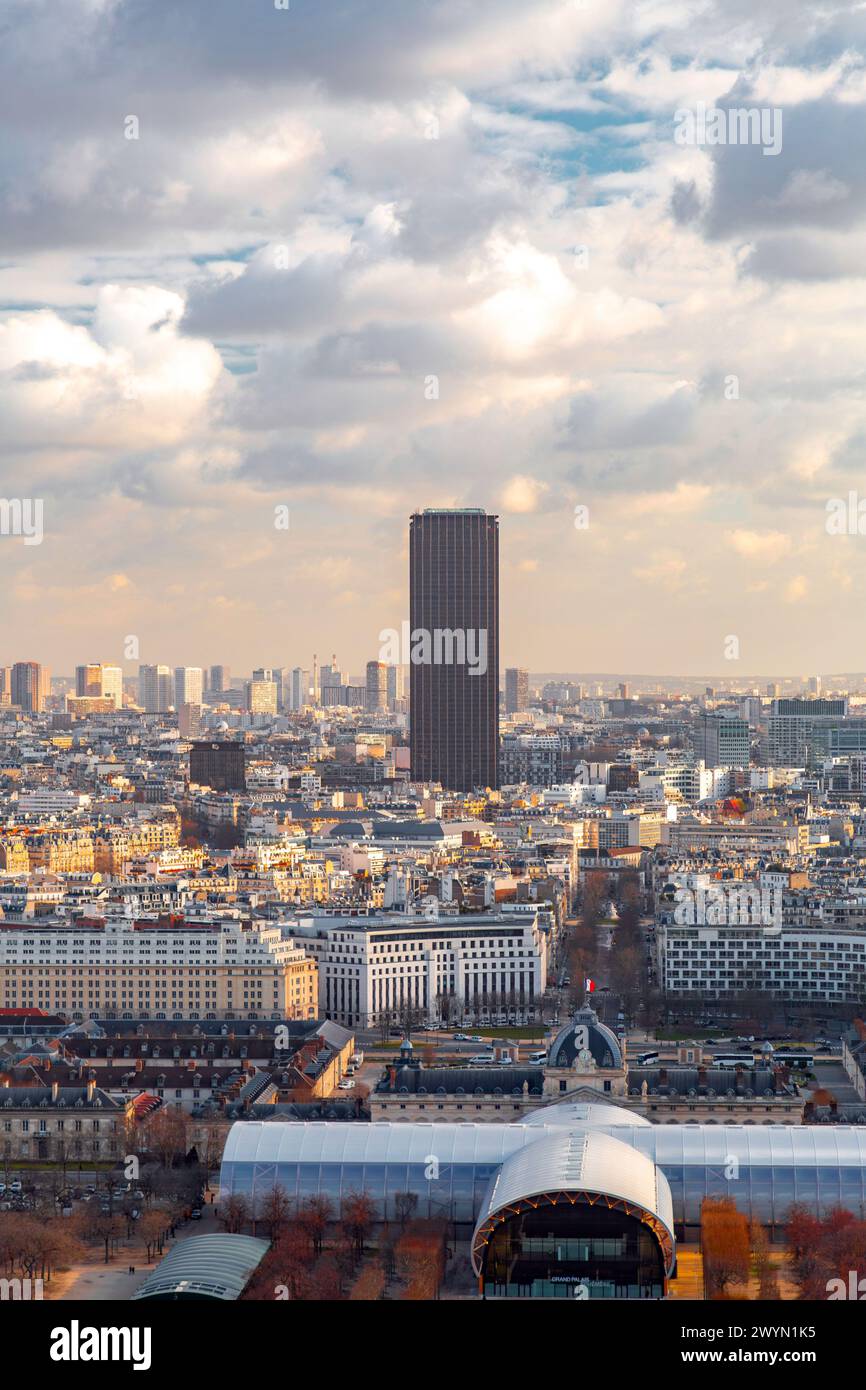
[4,4,866,676]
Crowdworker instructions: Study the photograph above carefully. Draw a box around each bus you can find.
[635,1050,660,1066]
[711,1053,755,1068]
[773,1051,814,1070]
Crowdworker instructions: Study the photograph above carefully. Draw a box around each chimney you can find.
[86,1079,96,1101]
[135,1058,144,1073]
[51,1081,59,1102]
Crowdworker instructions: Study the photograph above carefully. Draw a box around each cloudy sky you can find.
[2,0,866,678]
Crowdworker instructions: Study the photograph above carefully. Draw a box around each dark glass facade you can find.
[189,741,246,791]
[480,1205,665,1300]
[409,509,499,792]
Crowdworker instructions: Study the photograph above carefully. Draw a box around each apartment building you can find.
[656,917,866,1003]
[0,917,318,1022]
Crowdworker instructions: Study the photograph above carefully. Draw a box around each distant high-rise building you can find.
[247,679,278,715]
[140,664,172,713]
[11,662,49,713]
[178,702,203,738]
[0,668,10,705]
[75,664,103,698]
[767,682,781,698]
[366,660,388,713]
[289,668,310,711]
[505,667,529,715]
[386,663,403,710]
[808,676,822,696]
[189,740,246,791]
[208,665,230,697]
[694,714,750,768]
[75,662,122,709]
[409,508,499,791]
[768,697,850,766]
[618,682,630,701]
[175,667,203,708]
[101,665,123,709]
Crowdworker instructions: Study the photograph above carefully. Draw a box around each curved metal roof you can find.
[520,1100,652,1128]
[471,1128,675,1277]
[220,1119,539,1171]
[220,1118,866,1177]
[604,1123,866,1168]
[130,1234,270,1301]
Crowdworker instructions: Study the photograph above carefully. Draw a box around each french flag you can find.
[584,977,595,994]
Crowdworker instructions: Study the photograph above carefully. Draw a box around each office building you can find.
[289,667,310,711]
[768,697,849,765]
[189,740,246,791]
[292,908,547,1029]
[366,660,388,713]
[386,663,403,709]
[505,667,529,715]
[175,666,203,708]
[178,702,203,737]
[246,679,278,716]
[208,665,230,697]
[75,663,103,697]
[139,664,173,713]
[11,661,49,713]
[409,508,499,791]
[693,714,750,768]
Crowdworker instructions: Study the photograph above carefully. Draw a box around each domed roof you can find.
[520,1100,650,1128]
[548,1007,623,1070]
[471,1126,675,1277]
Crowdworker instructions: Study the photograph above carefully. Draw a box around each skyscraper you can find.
[366,660,388,713]
[247,679,278,715]
[174,667,203,708]
[386,663,403,710]
[140,664,172,712]
[11,661,49,713]
[409,508,499,791]
[75,664,103,698]
[289,667,310,711]
[505,667,529,715]
[75,662,122,709]
[208,665,230,697]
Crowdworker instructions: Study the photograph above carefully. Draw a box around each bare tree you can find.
[218,1192,250,1234]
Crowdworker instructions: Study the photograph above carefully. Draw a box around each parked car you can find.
[190,1208,202,1221]
[338,1079,356,1090]
[8,1181,23,1194]
[454,1033,468,1041]
[470,1034,483,1043]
